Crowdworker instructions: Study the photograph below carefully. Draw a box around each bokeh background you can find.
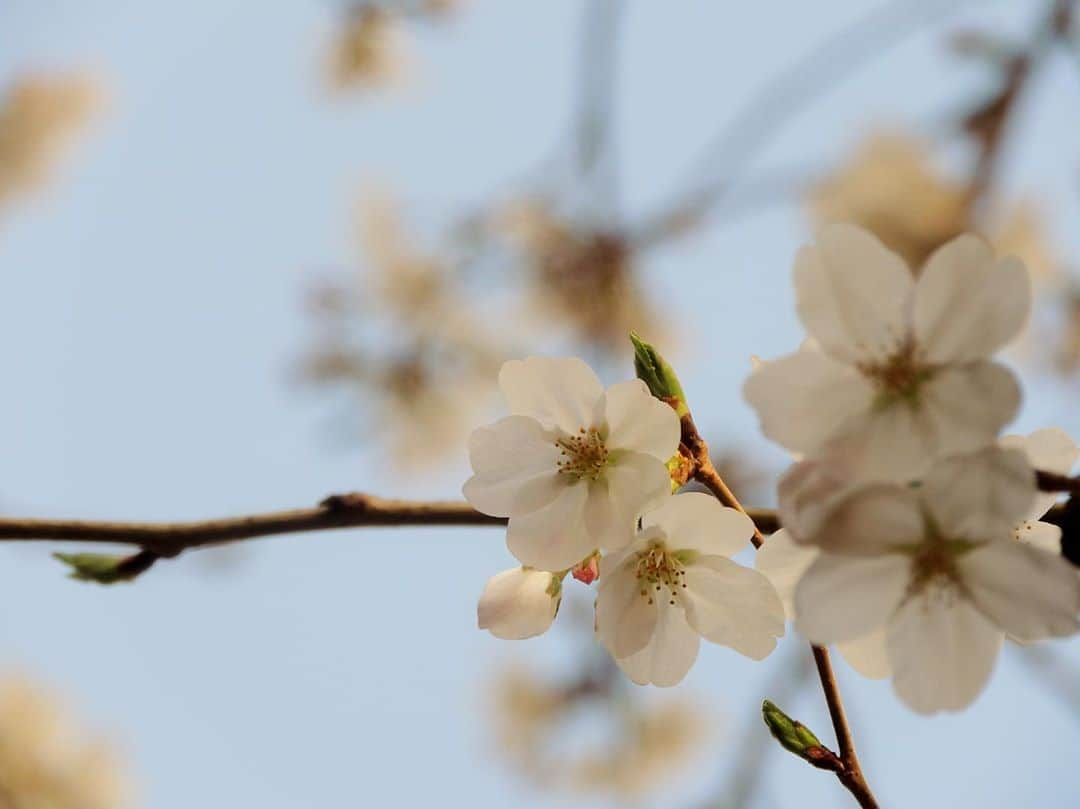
[1,1,1079,806]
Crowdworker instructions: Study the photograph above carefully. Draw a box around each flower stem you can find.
[679,411,880,809]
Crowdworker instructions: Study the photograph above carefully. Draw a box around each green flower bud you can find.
[630,332,688,417]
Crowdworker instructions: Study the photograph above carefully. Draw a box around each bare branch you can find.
[677,411,879,809]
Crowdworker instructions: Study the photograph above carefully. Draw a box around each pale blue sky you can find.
[1,1,1079,807]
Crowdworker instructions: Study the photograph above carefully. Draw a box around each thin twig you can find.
[677,412,879,809]
[0,493,778,554]
[965,0,1076,212]
[573,0,627,215]
[632,0,977,247]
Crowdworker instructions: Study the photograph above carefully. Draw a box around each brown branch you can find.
[0,495,504,556]
[1036,469,1080,496]
[0,492,777,555]
[964,0,1075,211]
[679,411,879,809]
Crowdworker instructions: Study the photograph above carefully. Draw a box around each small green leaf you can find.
[53,551,156,585]
[630,332,688,416]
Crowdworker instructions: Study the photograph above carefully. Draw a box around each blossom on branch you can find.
[478,567,562,640]
[464,357,680,571]
[744,224,1030,481]
[1001,427,1080,555]
[789,447,1080,714]
[595,493,785,687]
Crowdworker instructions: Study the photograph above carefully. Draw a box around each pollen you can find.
[555,427,611,481]
[860,342,933,406]
[633,543,687,607]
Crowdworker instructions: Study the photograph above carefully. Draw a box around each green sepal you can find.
[53,551,156,585]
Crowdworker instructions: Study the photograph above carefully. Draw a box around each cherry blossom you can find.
[744,224,1030,481]
[464,357,680,571]
[478,567,562,640]
[595,493,785,687]
[1000,427,1080,555]
[791,447,1080,713]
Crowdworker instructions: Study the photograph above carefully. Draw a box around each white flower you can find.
[755,529,890,679]
[1000,427,1080,555]
[478,567,561,639]
[464,357,680,571]
[792,447,1080,714]
[744,224,1030,481]
[595,493,785,687]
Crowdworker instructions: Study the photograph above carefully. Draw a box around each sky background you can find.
[1,1,1079,807]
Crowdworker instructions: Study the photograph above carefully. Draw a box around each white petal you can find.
[595,555,658,659]
[825,361,1021,484]
[477,567,559,639]
[887,593,1003,714]
[827,400,941,483]
[961,541,1080,641]
[755,528,818,619]
[1001,427,1079,520]
[642,492,755,558]
[498,356,604,433]
[916,361,1022,460]
[743,348,876,457]
[463,415,562,517]
[613,602,700,687]
[776,453,865,541]
[794,552,908,644]
[597,451,674,551]
[796,484,923,555]
[683,556,785,660]
[920,447,1034,541]
[794,224,914,364]
[1014,520,1062,555]
[602,379,681,460]
[1001,427,1080,475]
[913,235,1031,364]
[836,629,891,680]
[505,482,592,570]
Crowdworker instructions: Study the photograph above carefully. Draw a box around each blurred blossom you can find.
[489,663,708,800]
[0,674,131,809]
[809,132,1058,284]
[302,189,503,470]
[809,133,969,270]
[0,71,103,213]
[498,199,662,354]
[326,8,408,91]
[568,698,705,799]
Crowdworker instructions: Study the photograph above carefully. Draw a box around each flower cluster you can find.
[746,224,1080,713]
[466,356,785,686]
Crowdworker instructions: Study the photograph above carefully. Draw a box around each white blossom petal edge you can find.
[464,357,681,571]
[744,225,1029,482]
[477,567,561,640]
[755,529,890,679]
[596,493,785,687]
